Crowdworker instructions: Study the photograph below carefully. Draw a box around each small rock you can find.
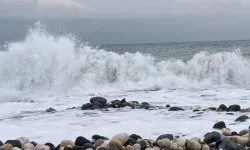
[4,140,21,149]
[92,135,109,141]
[168,107,184,111]
[227,105,241,112]
[91,101,104,107]
[222,128,232,136]
[166,104,170,108]
[112,133,129,145]
[231,131,238,136]
[109,146,119,150]
[216,139,222,148]
[90,97,107,105]
[237,145,245,150]
[34,144,50,150]
[213,121,226,129]
[187,140,201,150]
[174,139,185,148]
[235,115,249,122]
[132,144,141,150]
[95,140,104,148]
[190,137,201,142]
[30,142,37,147]
[73,145,85,150]
[170,142,178,149]
[124,138,136,146]
[138,141,147,150]
[81,103,92,110]
[129,134,142,141]
[218,104,227,111]
[203,107,217,111]
[60,140,74,148]
[13,147,21,150]
[23,143,35,150]
[0,141,2,147]
[203,133,221,144]
[156,134,174,141]
[46,108,56,113]
[226,113,234,115]
[96,147,108,150]
[16,137,30,146]
[125,145,132,150]
[109,139,123,150]
[84,143,94,149]
[157,139,171,148]
[55,144,60,150]
[44,143,55,150]
[202,144,210,150]
[239,130,249,136]
[145,148,154,150]
[0,144,13,150]
[75,136,91,146]
[218,139,238,150]
[193,109,200,112]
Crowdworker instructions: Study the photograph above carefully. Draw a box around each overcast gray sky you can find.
[1,0,250,18]
[1,0,250,44]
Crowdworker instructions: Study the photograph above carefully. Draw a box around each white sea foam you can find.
[0,23,250,102]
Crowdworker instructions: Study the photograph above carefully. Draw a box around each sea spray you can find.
[0,23,250,99]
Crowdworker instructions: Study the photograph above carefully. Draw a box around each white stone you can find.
[174,139,185,148]
[13,147,21,150]
[23,143,34,150]
[16,137,30,146]
[222,128,232,136]
[34,144,49,150]
[170,142,178,150]
[112,133,129,145]
[202,144,210,150]
[132,144,141,150]
[157,139,171,148]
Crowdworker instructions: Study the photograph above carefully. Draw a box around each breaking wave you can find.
[1,23,250,98]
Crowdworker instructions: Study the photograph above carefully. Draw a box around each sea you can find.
[0,23,250,144]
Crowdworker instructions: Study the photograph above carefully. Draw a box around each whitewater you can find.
[0,24,250,144]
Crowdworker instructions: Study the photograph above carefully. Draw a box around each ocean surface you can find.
[1,24,250,144]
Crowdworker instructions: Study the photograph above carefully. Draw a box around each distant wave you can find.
[0,22,250,99]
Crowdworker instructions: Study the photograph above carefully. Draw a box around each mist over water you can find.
[1,23,250,101]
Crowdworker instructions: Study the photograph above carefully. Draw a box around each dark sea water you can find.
[100,40,250,61]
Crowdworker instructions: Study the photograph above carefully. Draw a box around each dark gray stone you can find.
[46,108,56,112]
[166,104,170,107]
[124,138,136,146]
[81,103,92,110]
[138,140,147,150]
[239,130,249,136]
[108,146,119,150]
[75,136,91,146]
[237,144,246,150]
[5,140,22,149]
[235,115,249,122]
[227,105,241,112]
[92,135,109,141]
[0,140,3,147]
[90,97,107,105]
[203,133,221,144]
[156,134,174,141]
[219,139,238,150]
[168,107,184,111]
[129,134,142,140]
[218,104,227,111]
[45,143,55,150]
[213,121,226,129]
[83,143,94,149]
[73,145,85,150]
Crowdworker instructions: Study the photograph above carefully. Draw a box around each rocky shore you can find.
[1,124,250,150]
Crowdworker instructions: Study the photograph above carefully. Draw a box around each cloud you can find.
[0,0,92,18]
[0,0,250,19]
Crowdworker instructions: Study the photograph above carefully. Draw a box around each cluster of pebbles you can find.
[45,97,250,123]
[1,124,250,150]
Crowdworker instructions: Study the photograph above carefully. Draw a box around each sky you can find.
[1,0,250,44]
